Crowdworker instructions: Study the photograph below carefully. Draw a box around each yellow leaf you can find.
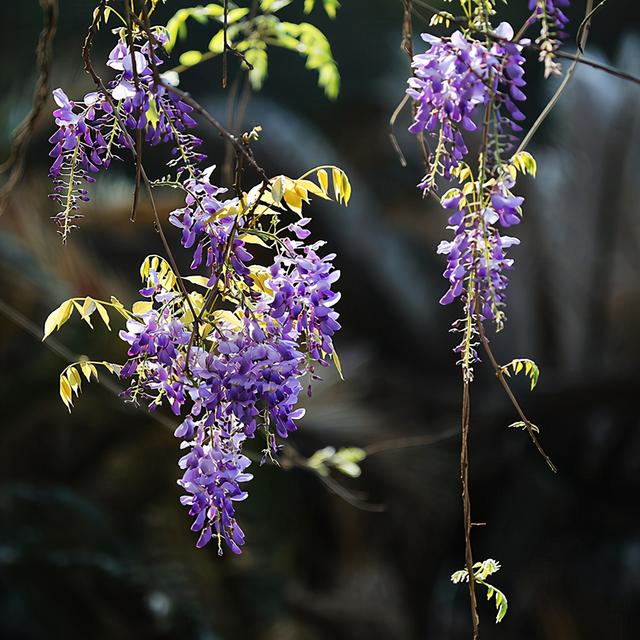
[332,167,342,201]
[317,168,329,194]
[67,367,82,395]
[296,178,329,200]
[283,189,303,215]
[212,310,243,329]
[249,266,273,295]
[43,299,74,340]
[94,301,111,331]
[271,176,284,204]
[332,347,344,380]
[72,297,95,328]
[132,301,154,316]
[79,360,93,381]
[183,275,211,288]
[59,375,73,411]
[110,296,130,319]
[239,233,269,248]
[342,174,352,205]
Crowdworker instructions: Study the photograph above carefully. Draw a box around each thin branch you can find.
[461,379,480,639]
[409,0,640,87]
[279,445,386,512]
[223,0,229,88]
[0,0,58,214]
[123,0,143,222]
[515,0,595,156]
[476,318,557,473]
[363,426,458,456]
[577,0,608,52]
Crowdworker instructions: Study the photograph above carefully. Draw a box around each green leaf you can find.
[244,47,269,90]
[261,0,294,11]
[304,0,340,17]
[226,7,250,23]
[502,358,540,390]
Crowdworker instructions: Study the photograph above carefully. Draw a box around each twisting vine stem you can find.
[0,0,58,213]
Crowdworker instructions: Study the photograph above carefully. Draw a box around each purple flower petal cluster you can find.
[168,171,251,288]
[269,227,341,366]
[117,172,342,552]
[49,28,202,240]
[51,20,345,554]
[178,432,252,553]
[406,23,527,191]
[437,175,522,328]
[119,307,191,414]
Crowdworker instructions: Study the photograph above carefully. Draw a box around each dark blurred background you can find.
[1,1,640,638]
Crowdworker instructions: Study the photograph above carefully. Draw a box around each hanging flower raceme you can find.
[437,174,522,326]
[45,154,351,553]
[406,23,528,192]
[44,6,353,554]
[527,0,571,77]
[405,16,542,374]
[49,27,202,241]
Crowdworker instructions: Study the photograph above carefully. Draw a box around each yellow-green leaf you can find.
[132,301,154,316]
[332,347,344,380]
[43,299,74,340]
[94,301,111,331]
[59,375,73,411]
[239,233,269,248]
[179,50,203,67]
[67,367,82,395]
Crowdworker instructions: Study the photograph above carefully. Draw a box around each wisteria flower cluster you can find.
[407,22,527,193]
[44,17,351,553]
[407,19,536,376]
[404,1,574,625]
[49,27,201,241]
[528,0,571,77]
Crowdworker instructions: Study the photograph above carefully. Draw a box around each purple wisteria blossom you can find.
[115,166,342,552]
[50,18,346,554]
[406,23,528,192]
[49,28,202,240]
[437,176,522,325]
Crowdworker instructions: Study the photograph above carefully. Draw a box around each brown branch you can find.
[82,0,199,327]
[461,379,480,639]
[223,0,229,88]
[476,318,557,473]
[0,297,177,432]
[0,0,58,214]
[279,445,386,513]
[515,0,595,156]
[123,0,143,222]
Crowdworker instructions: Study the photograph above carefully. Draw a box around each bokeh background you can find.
[1,1,640,638]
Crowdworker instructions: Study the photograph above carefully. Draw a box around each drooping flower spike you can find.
[407,23,528,192]
[49,27,202,241]
[46,14,352,554]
